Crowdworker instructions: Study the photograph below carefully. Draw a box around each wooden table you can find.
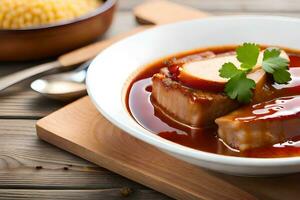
[1,1,300,199]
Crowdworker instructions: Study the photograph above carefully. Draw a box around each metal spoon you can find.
[31,61,91,101]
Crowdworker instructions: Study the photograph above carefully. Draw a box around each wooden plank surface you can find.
[36,97,256,200]
[1,0,300,199]
[0,119,167,199]
[0,189,170,200]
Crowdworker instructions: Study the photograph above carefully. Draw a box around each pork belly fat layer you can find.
[216,96,300,151]
[216,118,287,151]
[151,73,239,127]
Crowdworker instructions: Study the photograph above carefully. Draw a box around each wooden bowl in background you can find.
[0,0,117,61]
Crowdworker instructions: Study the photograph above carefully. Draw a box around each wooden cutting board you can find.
[36,96,300,200]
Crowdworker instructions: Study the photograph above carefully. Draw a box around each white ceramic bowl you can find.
[87,16,300,176]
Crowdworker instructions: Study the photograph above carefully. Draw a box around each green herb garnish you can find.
[219,43,290,103]
[236,43,260,70]
[262,48,291,83]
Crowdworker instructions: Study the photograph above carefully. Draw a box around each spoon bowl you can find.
[31,61,89,101]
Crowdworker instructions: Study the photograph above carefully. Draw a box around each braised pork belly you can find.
[151,72,239,127]
[151,51,269,127]
[216,96,300,150]
[127,45,300,158]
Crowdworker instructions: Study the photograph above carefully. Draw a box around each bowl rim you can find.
[0,0,117,32]
[87,15,300,168]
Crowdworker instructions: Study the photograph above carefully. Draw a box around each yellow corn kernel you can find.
[0,0,101,29]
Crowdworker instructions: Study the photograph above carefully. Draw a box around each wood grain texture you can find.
[0,120,149,190]
[59,26,150,66]
[0,189,170,200]
[0,90,65,119]
[134,0,209,24]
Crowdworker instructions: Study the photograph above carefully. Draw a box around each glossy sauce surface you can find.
[127,48,300,158]
[235,96,300,122]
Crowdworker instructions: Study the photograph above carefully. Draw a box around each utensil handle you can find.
[0,61,61,91]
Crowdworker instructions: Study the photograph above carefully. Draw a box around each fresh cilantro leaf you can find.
[263,48,281,60]
[236,43,260,70]
[224,73,241,99]
[219,43,259,103]
[224,72,256,104]
[219,62,241,78]
[218,42,292,103]
[262,48,291,84]
[273,68,292,84]
[262,57,289,73]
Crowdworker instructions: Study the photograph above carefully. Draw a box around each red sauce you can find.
[235,96,300,122]
[289,55,300,67]
[127,47,300,158]
[273,67,300,94]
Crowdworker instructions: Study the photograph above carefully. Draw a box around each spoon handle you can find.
[0,61,61,92]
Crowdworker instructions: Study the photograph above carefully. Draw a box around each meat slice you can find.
[151,72,239,127]
[215,96,300,151]
[167,51,216,65]
[151,51,267,128]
